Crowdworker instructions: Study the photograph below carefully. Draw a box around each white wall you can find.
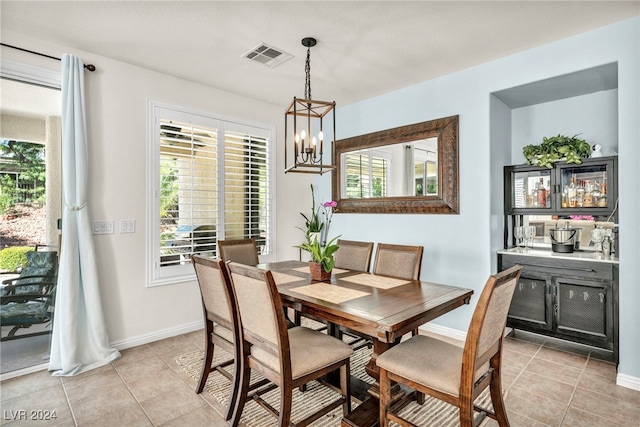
[1,31,314,346]
[330,17,639,382]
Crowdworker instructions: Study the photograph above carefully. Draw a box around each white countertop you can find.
[498,247,619,264]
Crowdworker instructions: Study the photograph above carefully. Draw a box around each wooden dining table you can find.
[258,260,474,427]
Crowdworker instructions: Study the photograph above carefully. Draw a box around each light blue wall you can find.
[325,17,639,379]
[510,89,619,164]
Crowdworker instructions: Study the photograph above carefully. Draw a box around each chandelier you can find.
[284,37,336,174]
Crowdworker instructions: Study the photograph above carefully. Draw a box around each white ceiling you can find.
[1,1,639,110]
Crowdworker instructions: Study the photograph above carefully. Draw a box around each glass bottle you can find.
[576,180,585,207]
[568,176,577,207]
[602,235,611,257]
[562,185,569,208]
[598,178,608,207]
[536,178,546,207]
[545,179,551,207]
[582,179,594,207]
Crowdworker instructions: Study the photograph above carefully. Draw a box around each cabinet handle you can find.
[569,290,574,299]
[599,293,605,303]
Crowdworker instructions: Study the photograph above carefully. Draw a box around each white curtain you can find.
[49,55,120,376]
[404,144,415,196]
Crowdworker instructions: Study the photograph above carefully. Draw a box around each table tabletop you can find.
[261,260,473,343]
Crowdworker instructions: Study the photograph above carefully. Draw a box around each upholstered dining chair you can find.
[373,243,424,335]
[294,238,374,331]
[191,255,245,420]
[218,238,259,266]
[373,243,423,281]
[218,238,297,329]
[334,239,374,272]
[377,265,522,427]
[228,262,353,427]
[326,239,376,349]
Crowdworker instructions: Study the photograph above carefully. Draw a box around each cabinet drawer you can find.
[500,254,613,282]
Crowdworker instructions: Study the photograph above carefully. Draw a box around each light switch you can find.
[120,219,135,234]
[92,220,114,235]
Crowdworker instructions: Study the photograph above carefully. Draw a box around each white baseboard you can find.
[418,323,467,342]
[617,372,640,391]
[110,320,203,350]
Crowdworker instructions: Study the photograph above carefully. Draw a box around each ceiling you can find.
[1,1,639,110]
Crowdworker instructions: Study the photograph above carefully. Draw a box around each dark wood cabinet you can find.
[498,252,618,362]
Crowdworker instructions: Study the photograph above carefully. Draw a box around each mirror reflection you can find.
[340,137,438,198]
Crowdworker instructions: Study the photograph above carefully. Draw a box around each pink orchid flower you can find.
[323,201,337,208]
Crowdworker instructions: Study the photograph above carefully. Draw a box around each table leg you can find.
[342,337,405,427]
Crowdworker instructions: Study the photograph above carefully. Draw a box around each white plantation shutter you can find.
[149,104,273,286]
[158,118,218,268]
[344,150,390,198]
[223,128,270,255]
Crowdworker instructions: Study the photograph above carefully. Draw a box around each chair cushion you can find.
[376,335,463,397]
[250,326,353,380]
[0,302,50,325]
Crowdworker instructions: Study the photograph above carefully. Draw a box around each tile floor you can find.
[1,329,639,426]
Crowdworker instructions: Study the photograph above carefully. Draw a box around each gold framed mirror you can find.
[332,115,459,214]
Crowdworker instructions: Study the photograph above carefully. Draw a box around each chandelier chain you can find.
[304,47,311,100]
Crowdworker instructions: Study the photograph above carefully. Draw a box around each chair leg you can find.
[458,398,474,427]
[278,383,293,427]
[379,368,391,427]
[341,361,352,415]
[230,353,251,427]
[224,336,245,421]
[196,329,214,394]
[490,366,510,426]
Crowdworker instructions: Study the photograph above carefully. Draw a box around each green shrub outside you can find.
[0,246,34,272]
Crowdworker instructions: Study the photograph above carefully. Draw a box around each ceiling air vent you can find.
[242,43,293,68]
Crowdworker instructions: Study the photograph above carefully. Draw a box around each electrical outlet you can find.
[92,220,114,235]
[120,219,135,234]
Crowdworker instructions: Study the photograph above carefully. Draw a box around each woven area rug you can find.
[176,329,494,426]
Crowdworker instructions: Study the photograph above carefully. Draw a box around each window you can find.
[413,148,438,196]
[148,102,273,286]
[343,150,390,199]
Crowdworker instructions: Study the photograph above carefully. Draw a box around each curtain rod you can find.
[0,43,96,72]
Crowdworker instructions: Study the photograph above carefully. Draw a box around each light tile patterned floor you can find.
[1,329,638,426]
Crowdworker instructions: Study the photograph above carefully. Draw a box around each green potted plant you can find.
[298,184,324,243]
[523,134,591,168]
[296,235,340,281]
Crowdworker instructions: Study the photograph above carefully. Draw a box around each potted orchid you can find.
[296,235,340,281]
[297,185,340,280]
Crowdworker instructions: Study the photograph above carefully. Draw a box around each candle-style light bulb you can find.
[312,136,317,146]
[318,131,324,142]
[301,129,306,142]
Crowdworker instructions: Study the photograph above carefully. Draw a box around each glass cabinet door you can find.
[506,168,552,212]
[556,159,615,212]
